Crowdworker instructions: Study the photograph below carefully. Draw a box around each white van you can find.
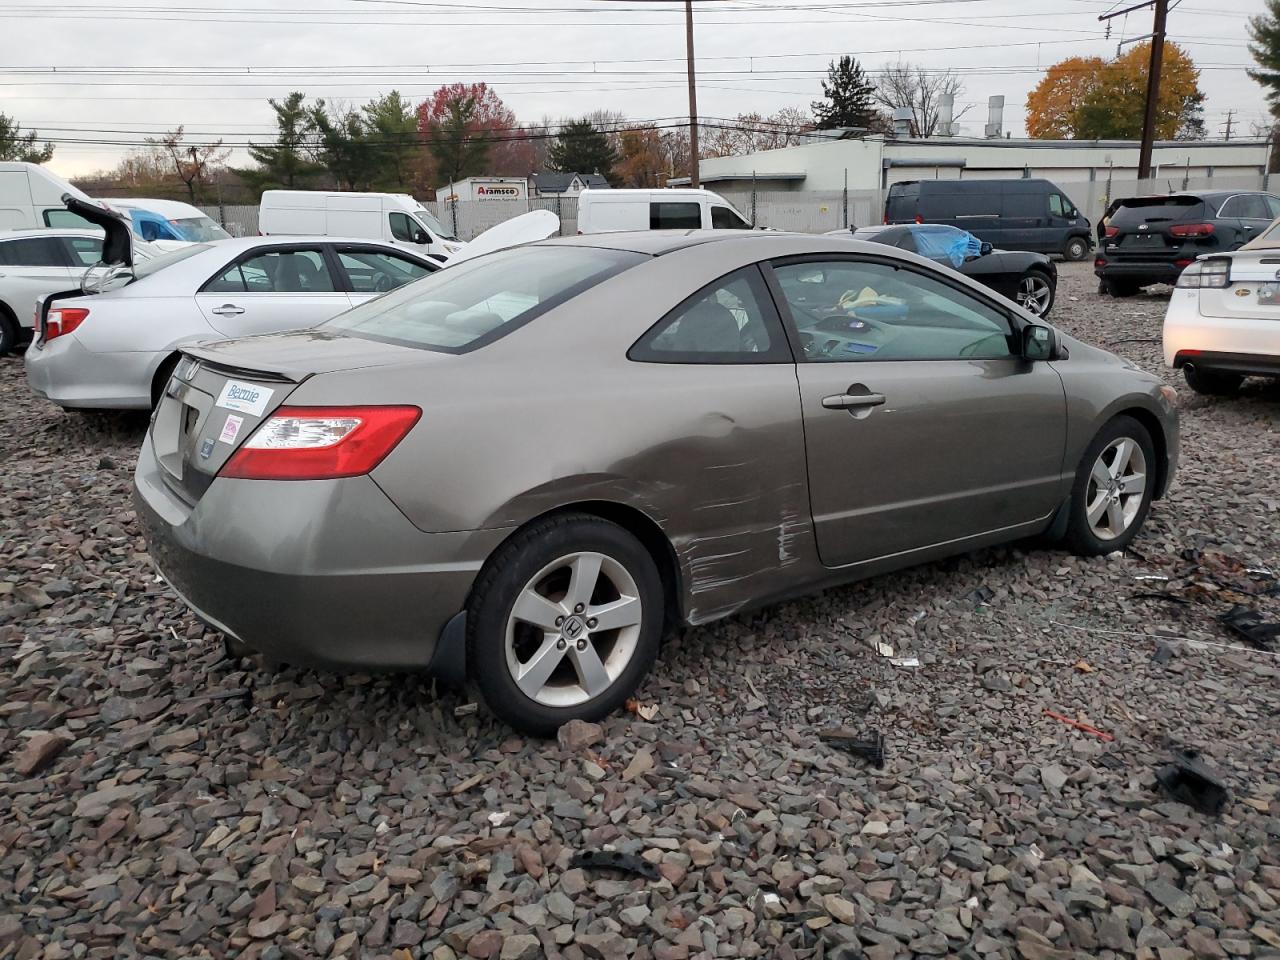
[576,188,752,234]
[259,190,463,260]
[0,162,99,231]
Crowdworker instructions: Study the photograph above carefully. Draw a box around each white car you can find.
[1164,232,1280,395]
[24,207,561,410]
[0,228,162,355]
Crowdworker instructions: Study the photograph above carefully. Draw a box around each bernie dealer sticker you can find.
[215,380,273,417]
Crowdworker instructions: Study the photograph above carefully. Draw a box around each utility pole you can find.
[685,0,699,187]
[1099,0,1168,180]
[1223,110,1235,142]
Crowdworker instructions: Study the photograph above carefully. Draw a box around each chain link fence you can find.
[202,172,1273,243]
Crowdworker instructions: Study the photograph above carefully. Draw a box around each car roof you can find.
[0,227,103,239]
[107,198,209,219]
[539,229,778,256]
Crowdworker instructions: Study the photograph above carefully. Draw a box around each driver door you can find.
[768,256,1067,568]
[333,245,436,306]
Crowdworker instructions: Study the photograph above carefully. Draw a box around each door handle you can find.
[822,392,886,410]
[211,304,245,316]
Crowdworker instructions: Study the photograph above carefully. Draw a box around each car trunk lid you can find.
[1197,253,1280,320]
[152,330,428,503]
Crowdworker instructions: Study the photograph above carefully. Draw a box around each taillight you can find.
[914,215,923,224]
[220,405,421,481]
[45,307,89,341]
[1104,226,1118,238]
[1175,258,1229,288]
[1170,222,1214,238]
[1094,257,1106,267]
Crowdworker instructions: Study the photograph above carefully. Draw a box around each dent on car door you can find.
[195,247,353,337]
[627,264,809,623]
[769,256,1067,568]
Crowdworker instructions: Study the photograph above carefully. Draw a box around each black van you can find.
[885,179,1093,260]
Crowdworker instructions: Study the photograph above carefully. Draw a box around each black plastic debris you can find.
[965,585,995,606]
[1156,750,1231,816]
[1095,753,1126,771]
[818,728,887,768]
[569,850,660,881]
[1219,606,1280,651]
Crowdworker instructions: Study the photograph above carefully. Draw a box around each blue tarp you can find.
[913,225,982,269]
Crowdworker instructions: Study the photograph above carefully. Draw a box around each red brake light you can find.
[1174,258,1194,269]
[221,405,421,481]
[1094,257,1106,267]
[1104,226,1119,238]
[45,307,89,341]
[914,215,923,224]
[1170,222,1214,238]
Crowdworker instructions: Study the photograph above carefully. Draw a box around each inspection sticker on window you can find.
[218,414,243,444]
[215,380,273,417]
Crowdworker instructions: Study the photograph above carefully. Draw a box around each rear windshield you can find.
[323,244,645,353]
[1110,196,1205,227]
[134,243,211,278]
[172,217,231,242]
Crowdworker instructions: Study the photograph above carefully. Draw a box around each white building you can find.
[676,136,1273,193]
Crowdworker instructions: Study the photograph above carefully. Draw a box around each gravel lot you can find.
[2,262,1279,960]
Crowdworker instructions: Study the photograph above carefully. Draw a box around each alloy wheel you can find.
[504,551,643,708]
[1085,437,1147,541]
[1017,275,1052,316]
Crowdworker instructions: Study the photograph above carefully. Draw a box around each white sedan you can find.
[24,235,440,409]
[1164,224,1280,395]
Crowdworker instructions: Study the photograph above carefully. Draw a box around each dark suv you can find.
[1095,191,1280,296]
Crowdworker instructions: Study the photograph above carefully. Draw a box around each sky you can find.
[1,0,1269,179]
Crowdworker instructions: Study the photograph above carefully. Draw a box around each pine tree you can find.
[811,56,878,131]
[0,113,54,163]
[1249,0,1280,117]
[244,93,320,190]
[547,120,618,181]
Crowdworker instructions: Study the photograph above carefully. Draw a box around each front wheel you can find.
[1183,366,1242,396]
[1016,271,1055,317]
[467,514,663,735]
[1063,236,1089,262]
[1063,416,1156,556]
[0,308,18,357]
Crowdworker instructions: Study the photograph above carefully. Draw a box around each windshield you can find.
[135,243,212,279]
[323,244,643,352]
[172,217,232,242]
[413,207,457,242]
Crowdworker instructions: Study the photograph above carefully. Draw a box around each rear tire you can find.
[0,306,18,357]
[1183,366,1243,396]
[1063,415,1156,556]
[1063,236,1089,262]
[1106,279,1141,298]
[467,513,663,736]
[150,354,180,408]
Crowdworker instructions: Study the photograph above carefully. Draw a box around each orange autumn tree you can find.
[1026,42,1205,140]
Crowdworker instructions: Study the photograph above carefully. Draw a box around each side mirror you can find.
[979,241,993,256]
[1022,323,1054,361]
[412,229,428,244]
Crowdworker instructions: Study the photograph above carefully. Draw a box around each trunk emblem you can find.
[1236,288,1251,297]
[1138,224,1149,231]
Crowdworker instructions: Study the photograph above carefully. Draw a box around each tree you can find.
[700,110,814,158]
[243,92,320,191]
[547,119,617,180]
[310,101,375,191]
[1250,1,1280,118]
[873,63,969,138]
[617,126,667,186]
[148,127,230,203]
[1026,43,1204,140]
[1073,43,1204,140]
[0,113,54,163]
[363,90,420,189]
[812,56,878,131]
[1025,58,1106,139]
[417,83,518,186]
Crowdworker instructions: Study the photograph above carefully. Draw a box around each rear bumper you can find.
[24,334,154,409]
[1095,260,1184,285]
[1163,291,1280,372]
[133,432,511,671]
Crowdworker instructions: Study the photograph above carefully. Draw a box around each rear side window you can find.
[0,236,66,267]
[323,245,644,353]
[650,202,702,230]
[630,267,789,363]
[1220,195,1271,220]
[203,249,336,294]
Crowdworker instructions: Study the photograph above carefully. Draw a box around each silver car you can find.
[134,231,1179,734]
